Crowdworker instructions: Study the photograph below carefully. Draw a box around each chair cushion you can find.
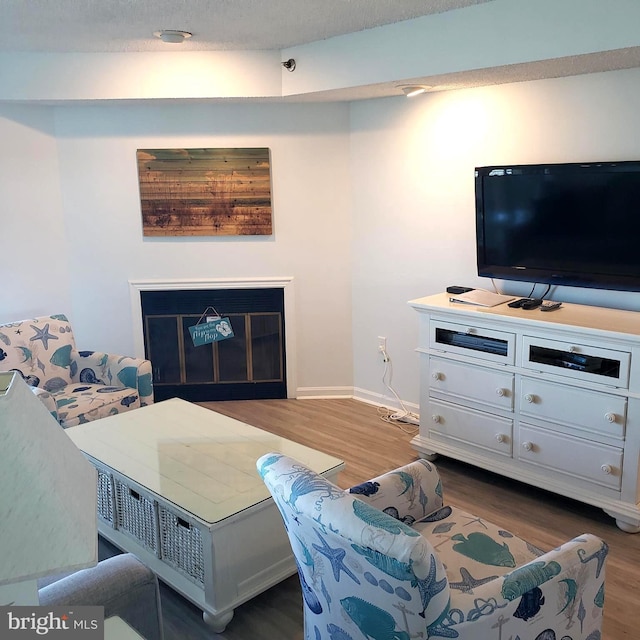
[413,505,544,621]
[51,384,141,428]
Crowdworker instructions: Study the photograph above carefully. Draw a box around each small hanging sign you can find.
[188,307,234,347]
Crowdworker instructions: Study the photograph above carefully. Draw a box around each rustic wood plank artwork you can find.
[137,148,272,236]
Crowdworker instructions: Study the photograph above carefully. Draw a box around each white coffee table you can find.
[66,398,344,633]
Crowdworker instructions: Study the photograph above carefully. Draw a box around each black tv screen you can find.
[475,161,640,292]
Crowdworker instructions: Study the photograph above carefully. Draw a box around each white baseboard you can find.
[295,386,420,420]
[295,386,354,399]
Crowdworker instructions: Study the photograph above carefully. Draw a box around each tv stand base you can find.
[409,293,640,535]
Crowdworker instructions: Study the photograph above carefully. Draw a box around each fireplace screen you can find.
[141,289,286,402]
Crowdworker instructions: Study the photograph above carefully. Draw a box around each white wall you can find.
[48,102,353,395]
[0,105,70,322]
[350,68,640,410]
[5,68,640,407]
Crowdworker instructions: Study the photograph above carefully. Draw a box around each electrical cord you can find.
[492,279,553,302]
[378,347,419,435]
[527,282,552,299]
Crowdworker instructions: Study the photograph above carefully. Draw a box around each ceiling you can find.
[0,0,493,53]
[3,0,640,102]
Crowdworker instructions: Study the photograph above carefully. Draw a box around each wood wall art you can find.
[136,147,272,236]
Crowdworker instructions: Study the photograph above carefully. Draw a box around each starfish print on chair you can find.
[312,531,360,584]
[29,323,58,350]
[449,567,499,593]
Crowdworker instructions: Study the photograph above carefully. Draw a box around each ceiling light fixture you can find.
[153,30,192,44]
[397,84,431,97]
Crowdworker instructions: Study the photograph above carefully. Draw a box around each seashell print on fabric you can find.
[417,506,453,523]
[79,368,101,383]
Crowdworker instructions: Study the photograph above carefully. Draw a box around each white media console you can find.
[409,293,640,533]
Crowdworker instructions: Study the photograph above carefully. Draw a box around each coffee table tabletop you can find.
[67,397,343,524]
[66,398,345,633]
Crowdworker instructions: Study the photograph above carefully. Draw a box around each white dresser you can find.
[409,293,640,533]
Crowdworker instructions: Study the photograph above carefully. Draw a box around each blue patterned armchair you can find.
[257,453,607,640]
[0,314,153,428]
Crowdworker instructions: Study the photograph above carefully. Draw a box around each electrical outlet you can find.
[378,336,387,352]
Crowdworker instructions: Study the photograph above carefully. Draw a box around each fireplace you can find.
[129,278,295,402]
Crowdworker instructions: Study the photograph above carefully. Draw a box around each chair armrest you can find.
[38,554,164,640]
[31,386,59,423]
[348,459,444,524]
[449,533,607,639]
[71,351,154,406]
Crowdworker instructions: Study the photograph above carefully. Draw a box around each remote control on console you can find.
[540,300,562,311]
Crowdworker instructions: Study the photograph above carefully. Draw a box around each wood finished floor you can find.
[103,398,638,639]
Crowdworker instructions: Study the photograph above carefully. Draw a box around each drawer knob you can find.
[432,372,442,381]
[604,412,616,423]
[496,433,506,443]
[522,441,533,452]
[601,464,613,475]
[466,328,476,335]
[432,414,441,424]
[524,394,536,404]
[495,388,505,397]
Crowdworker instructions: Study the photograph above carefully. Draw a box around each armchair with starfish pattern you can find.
[0,314,153,427]
[257,453,607,640]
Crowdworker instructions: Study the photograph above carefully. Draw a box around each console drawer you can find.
[522,335,630,388]
[428,399,513,457]
[429,356,514,411]
[430,320,515,365]
[520,377,626,440]
[519,424,623,491]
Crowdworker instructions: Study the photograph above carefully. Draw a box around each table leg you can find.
[203,609,234,634]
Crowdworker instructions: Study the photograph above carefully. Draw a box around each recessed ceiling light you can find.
[397,84,431,97]
[153,30,192,44]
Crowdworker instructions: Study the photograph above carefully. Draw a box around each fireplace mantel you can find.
[129,277,296,398]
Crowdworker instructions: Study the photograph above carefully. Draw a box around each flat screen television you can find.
[475,161,640,292]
